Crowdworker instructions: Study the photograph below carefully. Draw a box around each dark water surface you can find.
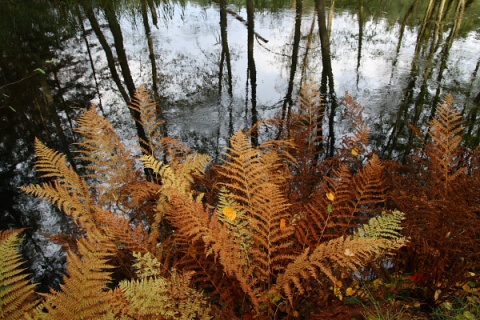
[1,0,479,287]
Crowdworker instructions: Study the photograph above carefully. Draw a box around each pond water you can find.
[1,0,479,287]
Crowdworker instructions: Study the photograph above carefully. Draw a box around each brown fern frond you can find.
[293,84,325,153]
[210,130,297,309]
[141,153,210,196]
[75,105,137,208]
[141,152,210,250]
[156,136,193,164]
[0,229,38,320]
[219,130,266,202]
[168,190,211,244]
[276,211,407,305]
[94,208,149,253]
[20,140,95,233]
[129,85,166,158]
[426,94,466,196]
[349,154,386,219]
[339,93,370,162]
[116,180,162,225]
[324,155,385,231]
[219,130,289,205]
[35,237,116,319]
[174,244,245,317]
[296,155,385,247]
[118,268,212,319]
[247,182,294,279]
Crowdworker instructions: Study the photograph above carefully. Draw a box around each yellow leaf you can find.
[333,286,343,300]
[373,278,383,289]
[326,192,335,202]
[351,147,360,156]
[346,287,356,296]
[344,248,355,257]
[223,206,237,221]
[280,218,287,231]
[434,289,441,301]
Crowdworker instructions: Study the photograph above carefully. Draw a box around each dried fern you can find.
[293,84,325,154]
[75,105,137,208]
[207,131,296,309]
[0,230,37,320]
[140,152,210,248]
[426,94,466,196]
[129,84,166,157]
[20,139,95,233]
[141,153,210,196]
[275,210,407,305]
[296,154,386,247]
[33,237,116,319]
[339,93,369,160]
[118,252,212,319]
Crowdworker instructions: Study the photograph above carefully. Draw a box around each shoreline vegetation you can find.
[2,86,479,319]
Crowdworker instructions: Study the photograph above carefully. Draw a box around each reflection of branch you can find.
[0,72,39,91]
[213,1,269,43]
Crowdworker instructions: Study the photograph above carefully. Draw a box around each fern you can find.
[14,87,415,318]
[75,105,137,208]
[118,252,212,319]
[296,154,386,247]
[0,230,37,320]
[141,153,210,196]
[33,237,116,319]
[426,94,466,197]
[275,210,407,305]
[339,93,369,160]
[140,152,210,248]
[293,84,325,154]
[20,140,95,233]
[129,85,168,158]
[354,209,405,241]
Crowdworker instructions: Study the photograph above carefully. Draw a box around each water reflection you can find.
[0,0,479,287]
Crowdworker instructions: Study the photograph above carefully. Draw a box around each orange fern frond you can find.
[94,208,149,253]
[0,230,38,320]
[129,84,166,158]
[293,84,325,154]
[276,211,406,305]
[74,105,138,208]
[20,140,95,233]
[35,237,116,319]
[426,94,466,196]
[296,155,386,246]
[339,93,370,161]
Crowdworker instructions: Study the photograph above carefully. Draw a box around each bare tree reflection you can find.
[384,0,468,160]
[278,0,303,137]
[246,0,259,145]
[315,0,337,157]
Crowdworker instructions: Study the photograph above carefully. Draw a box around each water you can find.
[0,0,479,288]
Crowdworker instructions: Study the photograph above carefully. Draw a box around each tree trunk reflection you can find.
[246,0,258,146]
[219,0,233,97]
[315,0,337,157]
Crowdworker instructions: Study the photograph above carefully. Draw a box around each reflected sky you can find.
[58,2,479,142]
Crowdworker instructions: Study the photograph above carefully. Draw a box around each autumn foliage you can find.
[1,86,479,319]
